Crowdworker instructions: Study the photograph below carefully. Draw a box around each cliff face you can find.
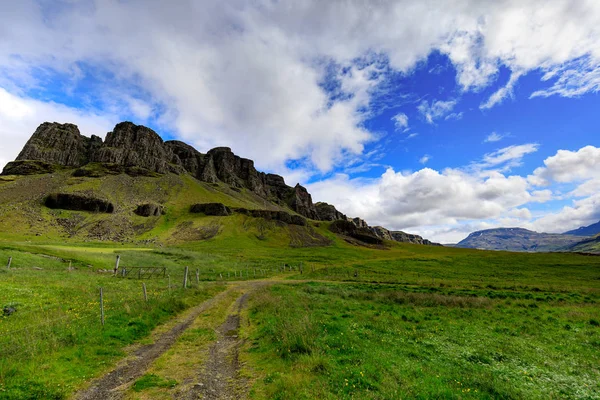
[2,120,440,246]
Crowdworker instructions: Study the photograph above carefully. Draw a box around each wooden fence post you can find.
[183,266,189,288]
[142,283,148,302]
[7,257,12,270]
[113,255,120,275]
[99,287,105,326]
[196,269,200,285]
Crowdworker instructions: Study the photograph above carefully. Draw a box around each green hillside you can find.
[1,171,599,399]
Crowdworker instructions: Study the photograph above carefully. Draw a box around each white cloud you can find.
[444,112,463,121]
[308,165,540,243]
[417,99,457,124]
[529,193,600,233]
[419,155,431,164]
[530,145,600,185]
[480,70,523,109]
[392,112,409,130]
[484,132,505,143]
[531,57,600,98]
[477,144,539,170]
[0,87,116,171]
[1,0,600,172]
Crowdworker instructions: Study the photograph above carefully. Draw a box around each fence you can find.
[0,256,310,361]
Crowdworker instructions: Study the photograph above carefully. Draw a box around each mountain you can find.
[456,227,586,252]
[566,235,600,253]
[564,220,600,236]
[0,121,438,247]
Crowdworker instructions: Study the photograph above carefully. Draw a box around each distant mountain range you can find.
[564,220,600,236]
[456,220,600,253]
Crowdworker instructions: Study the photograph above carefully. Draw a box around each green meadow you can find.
[0,230,599,399]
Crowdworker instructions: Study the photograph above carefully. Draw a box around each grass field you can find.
[1,232,599,399]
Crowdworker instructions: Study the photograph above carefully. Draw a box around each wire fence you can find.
[0,260,308,361]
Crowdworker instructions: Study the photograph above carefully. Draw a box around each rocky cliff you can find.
[3,121,439,246]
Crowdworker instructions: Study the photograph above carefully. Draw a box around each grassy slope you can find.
[244,282,600,399]
[0,172,599,398]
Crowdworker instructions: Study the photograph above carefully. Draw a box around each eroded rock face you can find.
[92,122,176,174]
[288,184,319,220]
[370,226,393,241]
[134,203,165,217]
[190,203,232,216]
[1,160,57,175]
[4,121,439,246]
[44,193,114,213]
[329,220,383,245]
[315,202,347,221]
[15,123,92,167]
[234,208,307,226]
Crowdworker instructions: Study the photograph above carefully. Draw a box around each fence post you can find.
[168,274,171,294]
[142,283,148,302]
[183,266,189,289]
[99,287,105,326]
[7,256,12,270]
[113,255,120,275]
[196,269,200,285]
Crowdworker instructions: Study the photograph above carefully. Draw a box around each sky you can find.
[0,0,599,243]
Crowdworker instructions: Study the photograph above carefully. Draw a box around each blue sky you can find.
[1,0,599,242]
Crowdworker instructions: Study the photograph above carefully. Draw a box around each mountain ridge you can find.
[1,121,438,246]
[457,227,592,252]
[564,220,600,236]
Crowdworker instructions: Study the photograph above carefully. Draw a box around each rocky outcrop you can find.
[315,202,347,221]
[92,122,179,174]
[364,224,440,246]
[234,208,307,226]
[3,120,439,247]
[350,217,369,229]
[44,193,114,213]
[391,231,439,245]
[190,203,232,216]
[370,226,393,241]
[1,160,57,175]
[15,122,96,167]
[329,220,383,245]
[134,203,165,217]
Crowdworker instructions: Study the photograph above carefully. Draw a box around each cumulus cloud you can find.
[0,87,115,171]
[417,99,457,124]
[1,0,600,174]
[1,1,600,241]
[308,144,600,243]
[392,112,409,130]
[530,145,600,185]
[308,164,543,243]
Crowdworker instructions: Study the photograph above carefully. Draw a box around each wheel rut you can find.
[180,291,251,400]
[73,289,232,400]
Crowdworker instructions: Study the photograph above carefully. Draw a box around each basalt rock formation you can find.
[134,203,165,217]
[5,121,439,246]
[316,202,347,221]
[45,193,114,214]
[190,203,232,216]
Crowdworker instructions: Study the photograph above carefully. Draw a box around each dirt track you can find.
[73,281,264,400]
